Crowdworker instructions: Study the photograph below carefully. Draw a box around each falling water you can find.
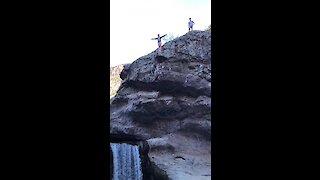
[111,143,143,180]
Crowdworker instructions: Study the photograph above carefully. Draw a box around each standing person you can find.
[151,34,167,49]
[188,18,195,31]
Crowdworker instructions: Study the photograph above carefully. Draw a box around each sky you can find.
[110,0,211,67]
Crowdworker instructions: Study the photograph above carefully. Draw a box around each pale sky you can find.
[110,0,211,67]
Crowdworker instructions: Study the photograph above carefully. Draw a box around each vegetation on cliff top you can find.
[110,75,121,97]
[110,64,123,97]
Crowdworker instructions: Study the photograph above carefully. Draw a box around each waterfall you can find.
[111,143,143,180]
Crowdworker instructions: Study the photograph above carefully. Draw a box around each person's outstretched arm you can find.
[160,34,167,38]
[151,37,157,40]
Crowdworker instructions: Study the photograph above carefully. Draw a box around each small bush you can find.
[110,76,122,97]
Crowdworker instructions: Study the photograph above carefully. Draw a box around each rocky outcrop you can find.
[110,30,211,180]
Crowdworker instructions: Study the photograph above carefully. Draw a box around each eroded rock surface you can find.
[110,30,211,180]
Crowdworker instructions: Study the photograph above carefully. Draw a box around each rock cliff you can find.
[110,30,211,180]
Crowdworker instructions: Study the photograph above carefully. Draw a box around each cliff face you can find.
[110,30,211,180]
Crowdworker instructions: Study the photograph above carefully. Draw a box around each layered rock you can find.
[110,30,211,180]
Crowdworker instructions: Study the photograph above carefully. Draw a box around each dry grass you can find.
[110,76,121,97]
